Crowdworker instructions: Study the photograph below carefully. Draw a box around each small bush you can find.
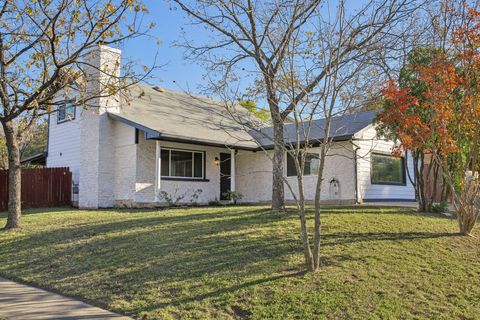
[432,201,448,213]
[222,191,243,204]
[208,198,222,206]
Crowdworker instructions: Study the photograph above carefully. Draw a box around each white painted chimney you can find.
[84,43,122,113]
[78,44,122,209]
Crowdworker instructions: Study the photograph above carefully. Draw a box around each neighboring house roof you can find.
[21,152,48,166]
[250,110,379,149]
[109,84,379,150]
[109,84,260,150]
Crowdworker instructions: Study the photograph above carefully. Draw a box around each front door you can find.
[220,153,231,200]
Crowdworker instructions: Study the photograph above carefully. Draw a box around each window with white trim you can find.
[57,101,75,123]
[160,149,204,179]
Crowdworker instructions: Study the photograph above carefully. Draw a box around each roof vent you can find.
[152,86,164,93]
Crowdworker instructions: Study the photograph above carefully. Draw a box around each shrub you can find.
[432,201,448,213]
[208,198,222,206]
[222,191,243,204]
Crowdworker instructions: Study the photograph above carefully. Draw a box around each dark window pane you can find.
[161,150,170,176]
[287,152,319,176]
[58,102,75,123]
[371,154,404,184]
[58,106,66,122]
[194,153,203,178]
[287,153,297,176]
[171,150,193,177]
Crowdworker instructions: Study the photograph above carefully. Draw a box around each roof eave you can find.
[20,151,48,164]
[257,135,354,150]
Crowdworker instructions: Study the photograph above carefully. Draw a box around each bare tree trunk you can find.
[415,153,428,212]
[2,120,22,229]
[424,154,436,212]
[312,144,327,270]
[456,131,480,236]
[296,173,314,271]
[430,160,440,207]
[456,205,478,235]
[271,117,285,211]
[299,207,314,271]
[441,175,450,202]
[454,187,480,237]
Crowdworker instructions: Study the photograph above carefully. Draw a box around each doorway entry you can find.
[219,153,231,200]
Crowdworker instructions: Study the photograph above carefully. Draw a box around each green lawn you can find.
[0,206,479,320]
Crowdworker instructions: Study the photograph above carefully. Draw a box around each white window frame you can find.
[161,148,205,179]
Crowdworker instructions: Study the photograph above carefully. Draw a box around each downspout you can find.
[46,113,51,166]
[404,148,417,201]
[352,140,361,204]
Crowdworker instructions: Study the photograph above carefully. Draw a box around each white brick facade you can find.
[46,46,416,208]
[48,115,416,207]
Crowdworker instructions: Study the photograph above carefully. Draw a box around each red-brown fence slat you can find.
[0,167,71,212]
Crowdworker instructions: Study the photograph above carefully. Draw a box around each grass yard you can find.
[0,206,479,320]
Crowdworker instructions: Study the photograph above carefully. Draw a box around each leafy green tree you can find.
[0,121,48,170]
[239,101,270,122]
[0,0,153,229]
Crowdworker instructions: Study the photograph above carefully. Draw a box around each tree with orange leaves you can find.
[377,47,453,213]
[378,5,480,235]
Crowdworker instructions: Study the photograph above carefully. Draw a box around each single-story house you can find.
[46,45,416,209]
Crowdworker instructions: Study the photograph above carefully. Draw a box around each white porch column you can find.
[154,141,161,201]
[230,149,236,194]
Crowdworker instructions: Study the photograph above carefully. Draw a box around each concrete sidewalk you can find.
[0,277,133,320]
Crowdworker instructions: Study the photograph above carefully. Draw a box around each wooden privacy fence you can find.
[0,167,71,211]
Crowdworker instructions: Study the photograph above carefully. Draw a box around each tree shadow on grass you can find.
[0,207,464,318]
[0,207,303,314]
[3,207,277,247]
[133,252,362,315]
[0,206,297,281]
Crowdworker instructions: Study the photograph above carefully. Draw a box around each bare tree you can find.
[190,0,418,271]
[0,130,6,170]
[171,0,418,211]
[0,0,155,229]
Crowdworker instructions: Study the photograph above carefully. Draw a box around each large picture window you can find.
[161,148,204,179]
[57,101,75,123]
[371,153,406,185]
[287,152,320,177]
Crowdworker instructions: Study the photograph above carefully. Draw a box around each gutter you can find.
[20,151,48,165]
[257,134,355,151]
[46,113,51,166]
[109,111,361,153]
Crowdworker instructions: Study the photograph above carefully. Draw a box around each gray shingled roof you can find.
[109,84,260,149]
[109,84,378,150]
[250,110,379,148]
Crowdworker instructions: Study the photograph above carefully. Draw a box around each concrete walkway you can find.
[361,201,419,208]
[0,278,133,320]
